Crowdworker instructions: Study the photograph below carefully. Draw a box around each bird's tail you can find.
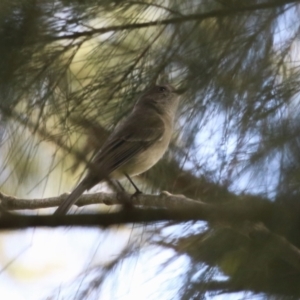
[54,182,87,215]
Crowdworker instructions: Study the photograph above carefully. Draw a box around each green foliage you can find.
[1,0,300,299]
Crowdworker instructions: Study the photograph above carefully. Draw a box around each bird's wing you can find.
[54,113,165,215]
[91,112,165,175]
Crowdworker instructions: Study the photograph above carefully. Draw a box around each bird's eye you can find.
[158,86,167,93]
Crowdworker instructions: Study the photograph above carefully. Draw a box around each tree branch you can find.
[0,190,203,211]
[46,0,297,41]
[2,191,300,274]
[0,190,275,227]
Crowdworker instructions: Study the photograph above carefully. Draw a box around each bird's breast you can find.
[129,138,169,174]
[112,128,172,178]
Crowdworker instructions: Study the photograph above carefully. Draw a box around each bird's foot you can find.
[116,190,143,210]
[131,189,142,199]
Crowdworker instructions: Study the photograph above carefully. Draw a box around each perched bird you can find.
[54,84,180,215]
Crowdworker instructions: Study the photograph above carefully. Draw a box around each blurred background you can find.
[1,0,300,299]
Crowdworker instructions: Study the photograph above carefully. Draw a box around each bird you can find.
[54,84,180,215]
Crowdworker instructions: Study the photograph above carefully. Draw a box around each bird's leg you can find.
[124,173,142,195]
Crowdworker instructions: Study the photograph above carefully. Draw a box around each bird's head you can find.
[136,84,180,116]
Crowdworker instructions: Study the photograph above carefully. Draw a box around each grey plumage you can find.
[54,84,179,215]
